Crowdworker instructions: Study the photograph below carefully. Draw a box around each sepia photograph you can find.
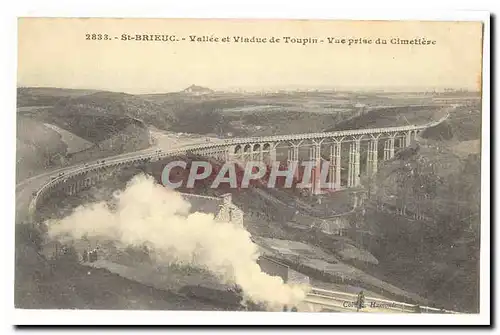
[13,15,489,325]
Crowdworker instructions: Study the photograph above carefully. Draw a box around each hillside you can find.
[40,92,177,138]
[20,88,239,137]
[421,105,481,142]
[17,87,99,107]
[16,116,68,181]
[357,110,481,311]
[17,90,156,178]
[327,105,443,131]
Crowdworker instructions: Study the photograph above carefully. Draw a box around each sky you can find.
[18,18,484,94]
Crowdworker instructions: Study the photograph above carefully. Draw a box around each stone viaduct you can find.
[29,112,449,220]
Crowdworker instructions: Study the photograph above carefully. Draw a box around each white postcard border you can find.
[4,2,491,327]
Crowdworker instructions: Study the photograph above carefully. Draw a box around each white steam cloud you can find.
[46,174,308,308]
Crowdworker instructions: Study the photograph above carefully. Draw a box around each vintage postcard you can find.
[14,15,489,325]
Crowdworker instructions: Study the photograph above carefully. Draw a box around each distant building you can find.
[182,84,214,96]
[181,193,244,226]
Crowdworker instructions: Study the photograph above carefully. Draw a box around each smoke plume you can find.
[46,174,308,308]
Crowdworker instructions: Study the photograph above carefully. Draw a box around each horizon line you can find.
[17,84,481,95]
